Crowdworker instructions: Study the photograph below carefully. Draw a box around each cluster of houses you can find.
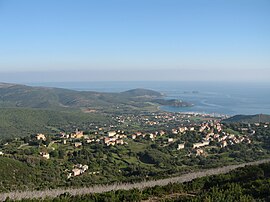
[112,112,213,129]
[205,132,251,148]
[37,129,129,149]
[131,130,166,140]
[59,129,84,139]
[144,113,193,126]
[67,164,89,179]
[32,119,256,160]
[103,131,128,146]
[1,117,268,181]
[175,121,252,156]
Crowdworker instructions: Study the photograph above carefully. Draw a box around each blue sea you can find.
[29,81,270,116]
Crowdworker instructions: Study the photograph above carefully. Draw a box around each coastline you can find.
[159,105,231,118]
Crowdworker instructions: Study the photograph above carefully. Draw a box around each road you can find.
[1,159,270,201]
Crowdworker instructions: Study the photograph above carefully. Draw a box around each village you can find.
[1,112,268,180]
[28,118,257,178]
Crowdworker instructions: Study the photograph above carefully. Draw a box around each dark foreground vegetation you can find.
[223,114,270,124]
[4,162,270,202]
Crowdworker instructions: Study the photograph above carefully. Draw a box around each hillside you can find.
[2,160,270,201]
[121,88,163,97]
[0,83,164,110]
[0,108,109,139]
[0,157,36,192]
[0,83,191,139]
[223,114,270,123]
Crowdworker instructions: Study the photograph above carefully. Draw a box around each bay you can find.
[29,81,270,116]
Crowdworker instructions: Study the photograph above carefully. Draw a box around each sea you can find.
[28,81,270,116]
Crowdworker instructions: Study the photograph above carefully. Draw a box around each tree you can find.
[50,150,58,158]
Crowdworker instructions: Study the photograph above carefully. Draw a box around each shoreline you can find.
[158,105,231,118]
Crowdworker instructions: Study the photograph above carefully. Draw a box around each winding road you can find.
[1,159,270,201]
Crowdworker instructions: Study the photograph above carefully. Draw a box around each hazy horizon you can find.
[1,68,270,83]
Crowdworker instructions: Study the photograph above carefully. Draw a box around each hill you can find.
[0,157,36,192]
[223,114,270,123]
[0,108,109,139]
[0,83,163,110]
[0,83,192,139]
[121,88,163,97]
[2,161,270,201]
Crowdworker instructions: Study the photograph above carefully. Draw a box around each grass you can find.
[127,140,149,152]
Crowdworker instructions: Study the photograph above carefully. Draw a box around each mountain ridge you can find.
[0,83,163,109]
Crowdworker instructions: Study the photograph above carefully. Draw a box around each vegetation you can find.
[223,114,270,123]
[5,162,270,201]
[0,83,191,139]
[0,83,169,111]
[0,121,269,194]
[1,83,270,201]
[0,108,110,139]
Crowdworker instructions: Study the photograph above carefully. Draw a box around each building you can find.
[177,144,185,150]
[74,129,84,139]
[104,137,110,144]
[36,133,46,141]
[179,127,188,133]
[168,138,174,143]
[135,132,142,136]
[82,165,89,172]
[196,149,204,156]
[40,152,50,159]
[172,129,178,134]
[108,131,116,137]
[159,130,165,136]
[221,141,228,148]
[67,173,72,179]
[149,133,155,139]
[107,141,116,146]
[116,139,124,145]
[193,141,210,149]
[72,168,81,176]
[86,139,95,143]
[74,142,82,147]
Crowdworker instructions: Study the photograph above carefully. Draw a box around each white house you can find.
[108,131,116,137]
[168,138,174,143]
[193,141,210,149]
[177,144,185,150]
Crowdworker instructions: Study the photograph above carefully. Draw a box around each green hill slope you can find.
[0,83,162,109]
[0,157,35,192]
[223,114,270,123]
[0,108,108,139]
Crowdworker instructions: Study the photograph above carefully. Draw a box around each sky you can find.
[0,0,270,82]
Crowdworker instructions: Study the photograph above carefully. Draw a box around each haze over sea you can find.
[29,81,270,116]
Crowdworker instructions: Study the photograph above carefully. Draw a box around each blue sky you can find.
[0,0,269,82]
